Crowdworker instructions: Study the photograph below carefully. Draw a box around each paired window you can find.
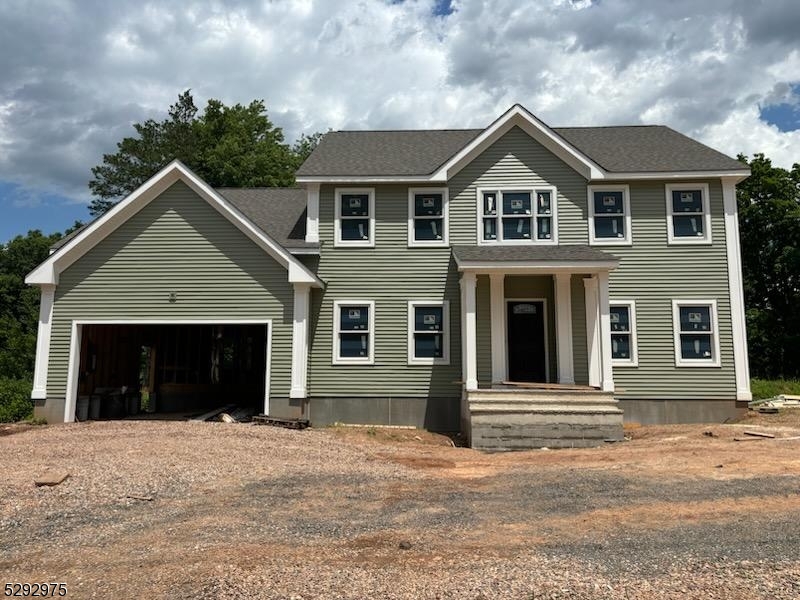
[609,301,638,366]
[408,188,449,246]
[335,188,375,247]
[589,185,631,245]
[479,188,557,244]
[333,301,375,364]
[407,301,450,365]
[665,183,711,244]
[672,300,720,367]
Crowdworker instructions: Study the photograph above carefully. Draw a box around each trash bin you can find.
[76,396,90,421]
[89,394,101,420]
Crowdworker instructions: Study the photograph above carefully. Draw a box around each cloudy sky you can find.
[1,0,800,242]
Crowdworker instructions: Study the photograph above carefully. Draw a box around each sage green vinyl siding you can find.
[47,181,294,399]
[608,179,735,399]
[309,184,461,398]
[448,125,588,245]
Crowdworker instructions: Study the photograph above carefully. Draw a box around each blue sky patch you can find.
[432,0,454,16]
[759,83,800,132]
[0,181,89,244]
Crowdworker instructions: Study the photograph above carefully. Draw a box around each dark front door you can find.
[507,301,547,382]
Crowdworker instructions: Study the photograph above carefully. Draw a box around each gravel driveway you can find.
[1,419,799,599]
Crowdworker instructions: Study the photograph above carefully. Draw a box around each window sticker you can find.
[511,199,524,210]
[603,196,617,207]
[688,312,702,323]
[349,197,362,208]
[348,309,361,320]
[423,314,437,325]
[422,197,435,208]
[610,312,620,323]
[513,304,537,314]
[680,192,695,203]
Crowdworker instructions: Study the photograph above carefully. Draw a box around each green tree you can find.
[89,91,323,216]
[736,153,800,379]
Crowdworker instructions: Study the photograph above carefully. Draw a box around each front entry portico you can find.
[453,245,624,449]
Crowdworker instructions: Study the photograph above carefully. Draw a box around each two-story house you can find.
[26,105,751,449]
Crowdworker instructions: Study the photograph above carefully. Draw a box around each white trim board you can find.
[62,318,273,423]
[26,160,323,288]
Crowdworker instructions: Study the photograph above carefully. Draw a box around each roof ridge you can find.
[216,186,302,191]
[554,125,667,130]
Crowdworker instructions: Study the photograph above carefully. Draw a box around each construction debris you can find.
[749,394,800,412]
[252,415,310,430]
[34,471,70,487]
[220,413,236,423]
[124,494,154,502]
[743,430,775,439]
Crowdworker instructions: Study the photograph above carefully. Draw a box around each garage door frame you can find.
[64,318,273,422]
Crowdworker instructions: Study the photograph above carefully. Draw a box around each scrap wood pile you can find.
[748,394,800,414]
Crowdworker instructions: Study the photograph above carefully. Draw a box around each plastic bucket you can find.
[76,396,90,421]
[89,395,101,420]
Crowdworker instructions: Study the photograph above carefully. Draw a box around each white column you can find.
[461,271,478,391]
[305,184,320,243]
[597,271,615,392]
[583,276,601,388]
[31,284,56,400]
[553,272,575,385]
[489,273,506,384]
[64,322,82,423]
[289,283,311,399]
[722,177,752,401]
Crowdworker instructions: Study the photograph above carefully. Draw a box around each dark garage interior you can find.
[75,323,267,420]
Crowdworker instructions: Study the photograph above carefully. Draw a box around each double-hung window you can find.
[408,301,449,365]
[589,185,631,245]
[333,301,375,364]
[335,188,375,247]
[665,183,711,244]
[610,301,638,366]
[672,300,720,367]
[408,188,448,246]
[479,187,557,244]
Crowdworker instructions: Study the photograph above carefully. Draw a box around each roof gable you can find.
[26,161,323,287]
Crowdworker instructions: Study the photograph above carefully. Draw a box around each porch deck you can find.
[466,382,624,450]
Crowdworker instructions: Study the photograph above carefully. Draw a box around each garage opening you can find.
[74,323,268,420]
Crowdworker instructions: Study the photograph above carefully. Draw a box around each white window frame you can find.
[332,300,375,365]
[609,300,638,367]
[407,300,450,365]
[672,299,721,367]
[588,185,632,246]
[665,183,712,245]
[407,187,449,247]
[334,188,375,248]
[476,186,558,246]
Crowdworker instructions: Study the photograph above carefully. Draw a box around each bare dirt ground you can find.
[1,413,800,599]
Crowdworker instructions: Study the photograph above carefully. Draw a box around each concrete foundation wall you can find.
[618,398,745,425]
[33,398,65,424]
[303,396,461,431]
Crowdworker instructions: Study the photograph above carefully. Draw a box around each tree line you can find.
[0,92,798,422]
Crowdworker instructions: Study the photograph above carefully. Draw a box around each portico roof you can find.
[452,245,619,271]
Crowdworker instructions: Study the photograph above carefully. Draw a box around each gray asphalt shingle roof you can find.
[297,125,745,177]
[452,245,618,264]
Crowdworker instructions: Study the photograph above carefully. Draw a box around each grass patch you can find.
[751,378,800,400]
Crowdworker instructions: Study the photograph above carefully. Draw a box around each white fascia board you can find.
[25,160,323,289]
[596,170,750,182]
[455,260,618,272]
[433,105,605,181]
[296,174,446,184]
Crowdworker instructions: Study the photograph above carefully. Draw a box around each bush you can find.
[0,378,33,423]
[751,378,800,400]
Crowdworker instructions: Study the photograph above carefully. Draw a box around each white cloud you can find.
[1,0,799,209]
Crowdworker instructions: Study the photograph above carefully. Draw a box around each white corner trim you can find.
[722,177,752,400]
[597,272,615,392]
[25,160,322,288]
[489,274,506,383]
[290,283,312,399]
[31,284,56,400]
[460,272,478,391]
[407,187,449,247]
[583,277,601,388]
[610,300,639,367]
[305,183,320,244]
[334,188,375,248]
[63,318,274,422]
[553,273,575,385]
[407,300,451,365]
[665,182,712,245]
[332,300,375,365]
[587,184,632,246]
[434,105,605,181]
[671,299,722,367]
[475,186,558,246]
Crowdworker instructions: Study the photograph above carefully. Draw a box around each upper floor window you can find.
[335,188,375,247]
[672,299,720,367]
[478,187,557,244]
[333,300,375,364]
[589,185,631,245]
[610,301,638,366]
[665,183,711,245]
[408,188,449,247]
